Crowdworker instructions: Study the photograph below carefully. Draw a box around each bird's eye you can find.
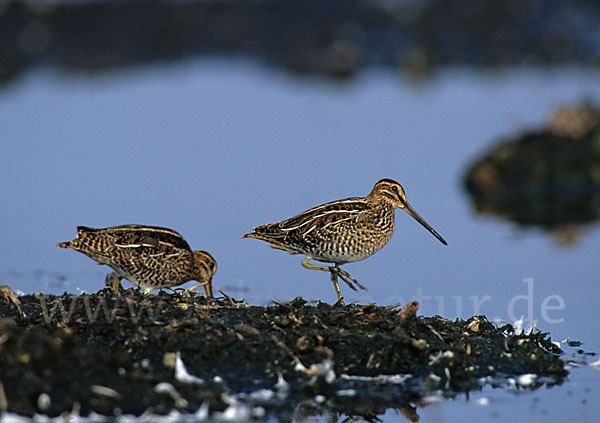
[391,185,398,193]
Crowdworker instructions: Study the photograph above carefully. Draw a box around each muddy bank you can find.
[2,0,599,85]
[0,286,566,419]
[464,102,600,245]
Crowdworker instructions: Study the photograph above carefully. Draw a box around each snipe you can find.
[57,224,217,296]
[242,179,447,303]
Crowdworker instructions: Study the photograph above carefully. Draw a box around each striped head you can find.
[192,250,217,297]
[368,179,408,209]
[368,178,448,245]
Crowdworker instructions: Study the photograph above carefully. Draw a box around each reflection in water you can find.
[464,103,600,245]
[249,369,563,423]
[1,0,600,84]
[293,403,419,422]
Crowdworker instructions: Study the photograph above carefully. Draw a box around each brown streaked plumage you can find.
[242,179,447,303]
[57,224,217,296]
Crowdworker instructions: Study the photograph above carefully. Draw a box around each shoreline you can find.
[0,286,567,419]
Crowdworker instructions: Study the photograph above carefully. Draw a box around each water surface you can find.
[1,61,599,421]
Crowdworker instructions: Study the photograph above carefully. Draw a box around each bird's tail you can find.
[241,232,262,240]
[241,232,279,243]
[241,232,298,254]
[56,241,73,249]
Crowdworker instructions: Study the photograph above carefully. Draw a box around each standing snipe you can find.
[242,179,447,303]
[57,224,217,296]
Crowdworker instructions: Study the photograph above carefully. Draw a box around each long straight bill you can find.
[403,202,448,245]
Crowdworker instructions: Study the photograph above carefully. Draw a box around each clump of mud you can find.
[0,286,566,420]
[464,102,600,245]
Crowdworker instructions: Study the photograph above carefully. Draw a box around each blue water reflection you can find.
[2,60,600,422]
[2,62,600,338]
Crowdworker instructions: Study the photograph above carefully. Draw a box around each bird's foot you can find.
[330,266,365,291]
[301,257,364,302]
[104,272,123,295]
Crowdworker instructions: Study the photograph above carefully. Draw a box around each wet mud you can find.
[464,103,600,244]
[2,0,599,84]
[0,286,566,420]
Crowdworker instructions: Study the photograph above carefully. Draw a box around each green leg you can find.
[329,269,344,305]
[302,257,360,304]
[301,257,330,272]
[334,265,366,290]
[105,272,123,295]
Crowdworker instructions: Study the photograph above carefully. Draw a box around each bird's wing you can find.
[255,197,371,240]
[104,225,192,252]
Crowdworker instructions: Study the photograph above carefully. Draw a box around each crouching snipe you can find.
[57,225,217,296]
[242,179,447,304]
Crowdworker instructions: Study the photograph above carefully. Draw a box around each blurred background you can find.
[1,1,600,420]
